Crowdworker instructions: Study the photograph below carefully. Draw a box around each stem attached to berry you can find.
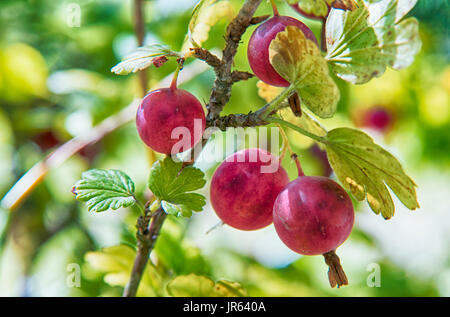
[270,0,279,16]
[291,153,305,177]
[276,124,294,162]
[323,250,349,288]
[170,58,185,90]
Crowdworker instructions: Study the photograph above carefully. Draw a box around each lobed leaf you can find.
[148,157,206,217]
[269,26,340,118]
[325,0,421,84]
[325,127,419,219]
[111,44,179,75]
[167,274,247,297]
[72,169,137,212]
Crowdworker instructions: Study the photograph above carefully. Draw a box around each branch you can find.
[231,70,254,82]
[207,0,263,121]
[190,47,222,69]
[123,0,264,297]
[123,206,166,297]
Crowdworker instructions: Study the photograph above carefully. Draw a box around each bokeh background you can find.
[0,0,449,297]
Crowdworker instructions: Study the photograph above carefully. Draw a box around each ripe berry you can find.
[136,88,205,154]
[273,175,354,255]
[273,155,353,287]
[210,148,289,231]
[309,144,332,177]
[247,16,318,87]
[363,106,393,131]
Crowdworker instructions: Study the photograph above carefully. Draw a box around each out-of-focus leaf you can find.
[269,26,340,118]
[148,157,206,217]
[154,220,210,276]
[325,0,421,84]
[85,245,160,296]
[257,81,284,103]
[167,274,247,297]
[183,0,234,51]
[325,127,419,219]
[0,43,48,102]
[72,169,137,212]
[111,44,179,75]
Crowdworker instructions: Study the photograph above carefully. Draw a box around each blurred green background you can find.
[0,0,449,297]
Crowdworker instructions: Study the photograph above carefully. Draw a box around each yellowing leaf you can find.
[257,81,284,102]
[269,26,340,118]
[287,0,333,17]
[325,0,421,84]
[0,43,49,102]
[84,245,160,296]
[325,127,419,219]
[85,245,135,277]
[183,0,234,52]
[167,274,247,297]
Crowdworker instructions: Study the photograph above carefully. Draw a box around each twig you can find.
[231,70,254,82]
[207,0,263,121]
[249,15,270,25]
[190,47,222,69]
[122,0,265,297]
[123,206,166,297]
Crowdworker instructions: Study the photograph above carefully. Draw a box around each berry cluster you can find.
[135,6,354,287]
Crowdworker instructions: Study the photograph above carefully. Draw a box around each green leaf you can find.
[72,169,137,212]
[161,201,192,218]
[269,26,340,118]
[167,274,247,297]
[111,44,179,75]
[182,0,233,52]
[325,0,421,84]
[325,127,419,219]
[148,157,206,217]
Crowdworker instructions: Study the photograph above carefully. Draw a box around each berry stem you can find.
[276,124,294,162]
[170,58,185,91]
[269,0,279,16]
[323,250,349,288]
[170,65,181,90]
[320,17,327,53]
[291,153,305,177]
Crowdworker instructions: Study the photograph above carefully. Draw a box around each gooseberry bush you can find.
[72,0,421,296]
